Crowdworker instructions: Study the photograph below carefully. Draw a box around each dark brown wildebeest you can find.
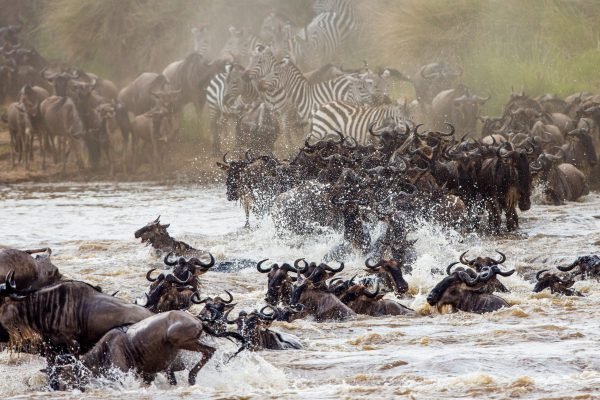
[0,278,153,388]
[41,68,79,98]
[225,306,303,351]
[557,255,600,280]
[5,101,29,168]
[88,102,130,175]
[335,281,414,316]
[426,264,512,314]
[235,100,280,154]
[40,95,89,171]
[130,104,178,172]
[53,310,245,389]
[453,250,514,294]
[194,291,236,334]
[531,152,589,205]
[18,85,50,166]
[431,85,489,135]
[117,72,178,116]
[0,248,60,291]
[256,259,298,306]
[361,258,409,297]
[289,269,356,322]
[162,252,215,285]
[139,269,196,313]
[410,61,462,106]
[561,123,598,178]
[533,269,582,297]
[134,215,202,257]
[162,52,225,117]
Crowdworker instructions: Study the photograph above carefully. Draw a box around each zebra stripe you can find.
[263,57,367,124]
[312,0,357,42]
[309,100,408,145]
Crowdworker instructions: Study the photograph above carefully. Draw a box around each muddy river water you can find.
[0,182,599,399]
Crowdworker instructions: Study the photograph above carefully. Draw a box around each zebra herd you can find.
[201,0,408,154]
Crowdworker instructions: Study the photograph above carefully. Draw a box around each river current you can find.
[0,182,599,399]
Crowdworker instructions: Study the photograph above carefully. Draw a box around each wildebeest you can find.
[225,306,302,351]
[139,269,196,313]
[194,291,237,334]
[361,258,409,297]
[53,310,245,389]
[256,259,298,306]
[557,255,600,280]
[40,95,89,171]
[17,85,50,166]
[531,152,589,205]
[162,251,215,284]
[335,281,414,316]
[426,264,511,314]
[134,215,203,257]
[431,85,489,134]
[410,61,462,106]
[235,101,281,153]
[0,248,60,291]
[533,269,582,297]
[117,72,172,116]
[289,269,356,321]
[41,68,78,98]
[129,104,178,172]
[5,101,29,168]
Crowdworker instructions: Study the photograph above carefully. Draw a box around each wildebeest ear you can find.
[216,162,230,171]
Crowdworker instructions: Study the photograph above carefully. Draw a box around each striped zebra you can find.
[309,100,410,145]
[206,63,262,154]
[219,26,263,66]
[243,44,279,81]
[260,56,369,125]
[191,26,210,57]
[312,0,357,42]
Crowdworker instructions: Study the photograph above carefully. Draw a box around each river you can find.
[1,182,599,399]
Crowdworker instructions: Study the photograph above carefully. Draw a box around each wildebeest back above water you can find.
[0,248,61,291]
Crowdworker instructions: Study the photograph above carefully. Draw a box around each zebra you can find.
[243,44,279,81]
[205,63,262,154]
[219,26,263,66]
[309,100,411,145]
[259,56,369,125]
[312,0,357,42]
[191,26,210,57]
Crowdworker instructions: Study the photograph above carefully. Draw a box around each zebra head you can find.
[243,44,277,81]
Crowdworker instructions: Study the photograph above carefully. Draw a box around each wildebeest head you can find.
[257,259,298,305]
[151,89,180,114]
[426,266,480,307]
[27,248,62,286]
[164,251,215,280]
[533,269,579,296]
[225,306,276,349]
[140,268,195,312]
[453,91,490,133]
[557,255,600,279]
[339,281,382,304]
[134,215,171,245]
[194,290,236,322]
[364,258,409,296]
[41,68,78,97]
[216,153,251,201]
[458,250,507,271]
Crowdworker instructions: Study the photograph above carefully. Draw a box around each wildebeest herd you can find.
[1,0,600,393]
[1,217,599,390]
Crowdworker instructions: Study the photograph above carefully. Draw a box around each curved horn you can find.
[146,268,162,282]
[322,262,344,273]
[191,253,215,269]
[457,271,479,286]
[294,258,309,273]
[459,250,475,265]
[439,123,455,136]
[494,250,506,264]
[221,290,234,304]
[557,262,577,272]
[164,252,178,266]
[364,281,380,298]
[256,259,273,273]
[365,258,380,269]
[191,292,208,304]
[491,265,515,277]
[222,153,231,165]
[536,269,549,281]
[224,308,239,324]
[446,261,460,275]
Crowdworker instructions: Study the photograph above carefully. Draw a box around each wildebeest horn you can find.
[164,252,178,266]
[222,153,231,165]
[190,292,207,304]
[439,123,455,136]
[294,258,309,273]
[224,308,239,324]
[446,261,461,275]
[153,215,161,223]
[215,290,232,304]
[557,262,577,272]
[494,250,506,264]
[536,269,549,281]
[365,258,380,269]
[190,253,215,269]
[364,281,380,298]
[257,259,273,273]
[146,268,164,282]
[258,305,277,320]
[491,265,515,277]
[25,247,52,255]
[322,262,344,273]
[166,271,193,284]
[459,251,474,265]
[457,271,479,286]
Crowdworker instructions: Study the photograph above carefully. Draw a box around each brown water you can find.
[1,182,599,399]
